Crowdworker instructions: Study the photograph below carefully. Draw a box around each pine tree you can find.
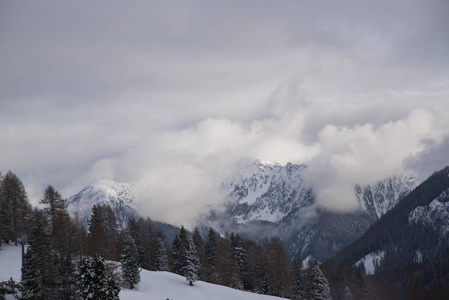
[176,226,200,286]
[171,234,181,274]
[215,240,241,289]
[204,227,218,282]
[0,171,32,245]
[265,236,294,298]
[155,235,170,271]
[40,185,65,229]
[193,227,207,280]
[242,239,268,293]
[78,256,120,300]
[181,235,200,286]
[22,210,59,300]
[292,256,306,300]
[305,261,332,300]
[87,204,120,260]
[230,233,245,289]
[121,234,141,289]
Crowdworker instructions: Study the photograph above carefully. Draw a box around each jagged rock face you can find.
[204,160,419,260]
[67,180,137,229]
[357,175,419,218]
[409,188,449,237]
[221,161,313,224]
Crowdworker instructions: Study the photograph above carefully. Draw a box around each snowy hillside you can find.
[67,180,136,228]
[0,244,287,300]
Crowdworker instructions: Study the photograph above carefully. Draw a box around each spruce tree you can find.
[230,233,245,289]
[155,235,170,272]
[0,171,32,245]
[78,256,120,300]
[305,261,332,300]
[121,234,141,289]
[204,227,218,282]
[181,235,200,286]
[22,210,59,300]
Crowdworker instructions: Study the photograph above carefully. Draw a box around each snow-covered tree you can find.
[78,256,120,300]
[181,236,200,286]
[121,234,140,289]
[176,226,200,286]
[155,235,170,271]
[305,261,332,300]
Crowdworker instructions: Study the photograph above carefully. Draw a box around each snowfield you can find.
[1,244,287,300]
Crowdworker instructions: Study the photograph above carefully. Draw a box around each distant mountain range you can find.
[200,160,418,260]
[66,160,419,261]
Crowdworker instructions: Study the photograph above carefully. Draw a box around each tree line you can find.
[1,170,388,300]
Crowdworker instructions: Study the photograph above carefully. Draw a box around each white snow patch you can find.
[356,251,385,275]
[0,244,23,282]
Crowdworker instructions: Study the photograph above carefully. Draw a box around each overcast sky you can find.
[1,0,449,225]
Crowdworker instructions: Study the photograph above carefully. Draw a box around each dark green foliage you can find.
[0,171,32,245]
[40,185,66,229]
[128,217,155,270]
[87,204,120,260]
[204,227,218,282]
[78,256,120,300]
[121,234,140,289]
[22,210,59,300]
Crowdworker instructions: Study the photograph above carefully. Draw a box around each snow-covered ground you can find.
[0,244,22,282]
[1,244,286,300]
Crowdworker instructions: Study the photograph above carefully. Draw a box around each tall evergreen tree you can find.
[40,185,65,228]
[155,234,170,272]
[181,235,200,286]
[305,261,332,300]
[121,234,141,289]
[204,227,218,282]
[242,239,268,294]
[230,233,246,288]
[22,210,59,300]
[0,171,32,244]
[265,236,294,298]
[87,204,120,260]
[215,240,241,289]
[78,256,120,300]
[176,226,200,286]
[193,227,207,280]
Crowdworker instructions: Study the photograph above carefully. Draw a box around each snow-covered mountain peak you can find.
[356,174,419,218]
[67,180,136,228]
[220,160,310,224]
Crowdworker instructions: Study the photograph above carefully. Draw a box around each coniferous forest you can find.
[1,169,449,299]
